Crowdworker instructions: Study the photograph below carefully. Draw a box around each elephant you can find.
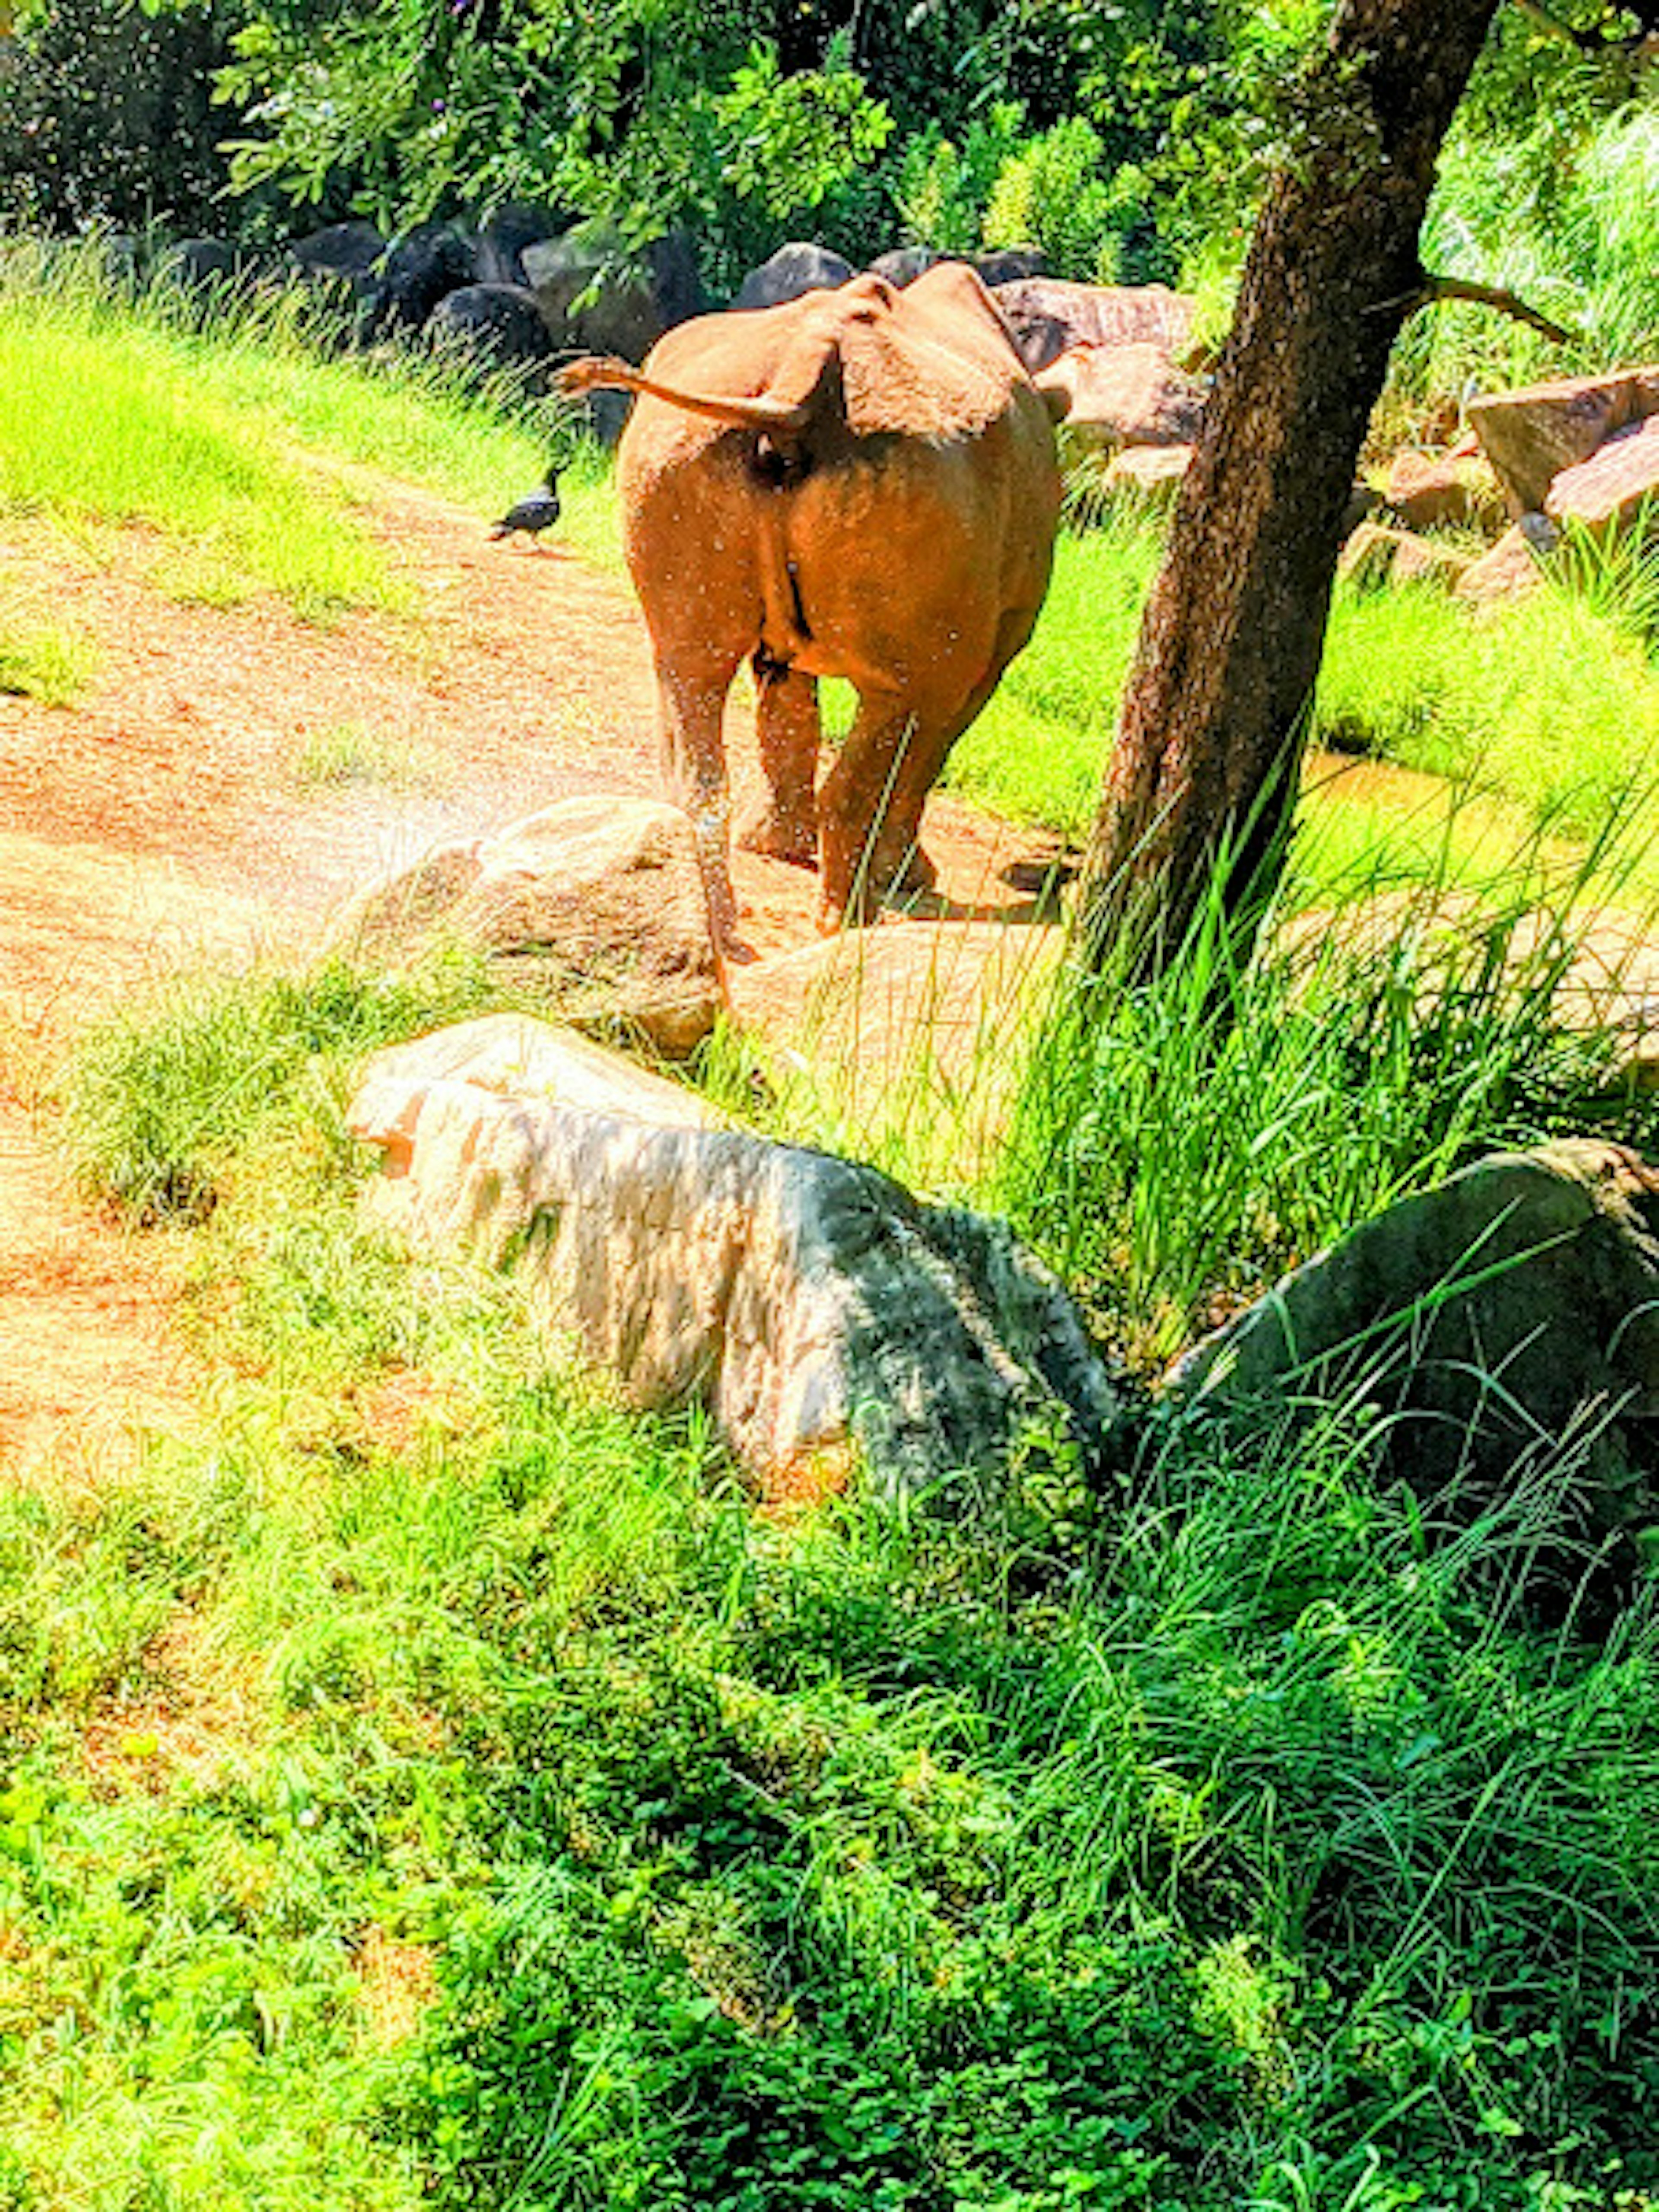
[561,263,1064,947]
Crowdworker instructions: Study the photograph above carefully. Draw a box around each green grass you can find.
[997,801,1659,1367]
[939,513,1659,904]
[291,719,449,795]
[0,612,96,705]
[7,957,1659,2209]
[0,238,620,615]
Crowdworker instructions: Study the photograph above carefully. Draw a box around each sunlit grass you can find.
[0,611,96,704]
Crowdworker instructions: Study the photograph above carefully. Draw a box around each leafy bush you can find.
[984,118,1142,285]
[0,0,241,233]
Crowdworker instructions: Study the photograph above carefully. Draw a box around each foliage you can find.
[0,0,240,233]
[1001,814,1659,1363]
[0,245,402,620]
[0,612,96,705]
[11,952,1659,2206]
[984,119,1155,286]
[55,953,496,1222]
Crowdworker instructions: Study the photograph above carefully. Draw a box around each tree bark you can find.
[1079,0,1507,973]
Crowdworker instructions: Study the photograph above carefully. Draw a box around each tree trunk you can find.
[1079,0,1505,973]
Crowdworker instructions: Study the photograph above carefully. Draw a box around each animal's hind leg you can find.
[737,658,820,868]
[818,696,940,929]
[655,652,743,952]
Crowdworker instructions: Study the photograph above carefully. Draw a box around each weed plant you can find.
[10,953,1659,2206]
[1001,804,1659,1366]
[0,612,95,706]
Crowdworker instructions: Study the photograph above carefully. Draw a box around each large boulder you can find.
[425,283,553,378]
[156,236,264,296]
[1469,368,1659,516]
[348,1015,1127,1506]
[522,219,706,359]
[286,220,389,336]
[992,277,1198,375]
[1096,442,1192,509]
[1544,415,1659,542]
[1037,341,1205,453]
[867,244,940,289]
[1451,515,1555,605]
[1171,1141,1659,1578]
[734,242,854,311]
[728,919,1064,1184]
[340,796,722,1056]
[472,202,569,289]
[867,247,1049,292]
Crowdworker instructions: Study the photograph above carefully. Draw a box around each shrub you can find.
[0,0,242,234]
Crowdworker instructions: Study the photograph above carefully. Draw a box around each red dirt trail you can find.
[0,474,1051,1481]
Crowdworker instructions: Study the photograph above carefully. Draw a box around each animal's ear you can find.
[1036,381,1074,425]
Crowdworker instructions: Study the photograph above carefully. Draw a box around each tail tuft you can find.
[558,355,640,399]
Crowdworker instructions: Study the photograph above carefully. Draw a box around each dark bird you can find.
[490,470,561,547]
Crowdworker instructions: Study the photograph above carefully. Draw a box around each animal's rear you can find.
[611,267,1052,671]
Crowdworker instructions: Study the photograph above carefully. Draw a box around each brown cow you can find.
[561,264,1062,945]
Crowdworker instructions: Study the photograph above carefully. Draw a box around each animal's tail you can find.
[559,354,813,436]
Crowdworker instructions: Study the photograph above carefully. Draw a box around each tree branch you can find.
[1372,273,1575,345]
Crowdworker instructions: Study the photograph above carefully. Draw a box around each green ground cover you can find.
[7,250,1659,2211]
[6,955,1659,2211]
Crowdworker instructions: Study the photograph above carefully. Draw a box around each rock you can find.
[155,236,263,296]
[1451,518,1552,605]
[991,277,1198,375]
[1383,447,1507,535]
[347,1015,1126,1506]
[372,220,475,336]
[425,284,553,378]
[867,247,1047,292]
[286,220,389,334]
[1170,1140,1659,1577]
[1037,341,1205,453]
[970,248,1047,287]
[472,202,569,289]
[1097,442,1192,508]
[340,796,722,1056]
[868,244,939,288]
[728,920,1064,1183]
[522,219,706,360]
[1340,482,1384,540]
[1338,521,1470,591]
[1469,367,1659,516]
[1544,415,1659,542]
[734,242,853,310]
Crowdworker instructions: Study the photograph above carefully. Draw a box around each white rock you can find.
[349,1015,1124,1503]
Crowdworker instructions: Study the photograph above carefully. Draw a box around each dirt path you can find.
[0,474,1054,1480]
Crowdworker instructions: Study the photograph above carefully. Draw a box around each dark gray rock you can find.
[868,244,939,288]
[373,220,476,336]
[865,247,1047,294]
[523,219,706,359]
[286,220,388,335]
[425,283,553,378]
[971,248,1048,286]
[157,236,264,296]
[1171,1141,1659,1577]
[472,202,569,289]
[733,241,853,311]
